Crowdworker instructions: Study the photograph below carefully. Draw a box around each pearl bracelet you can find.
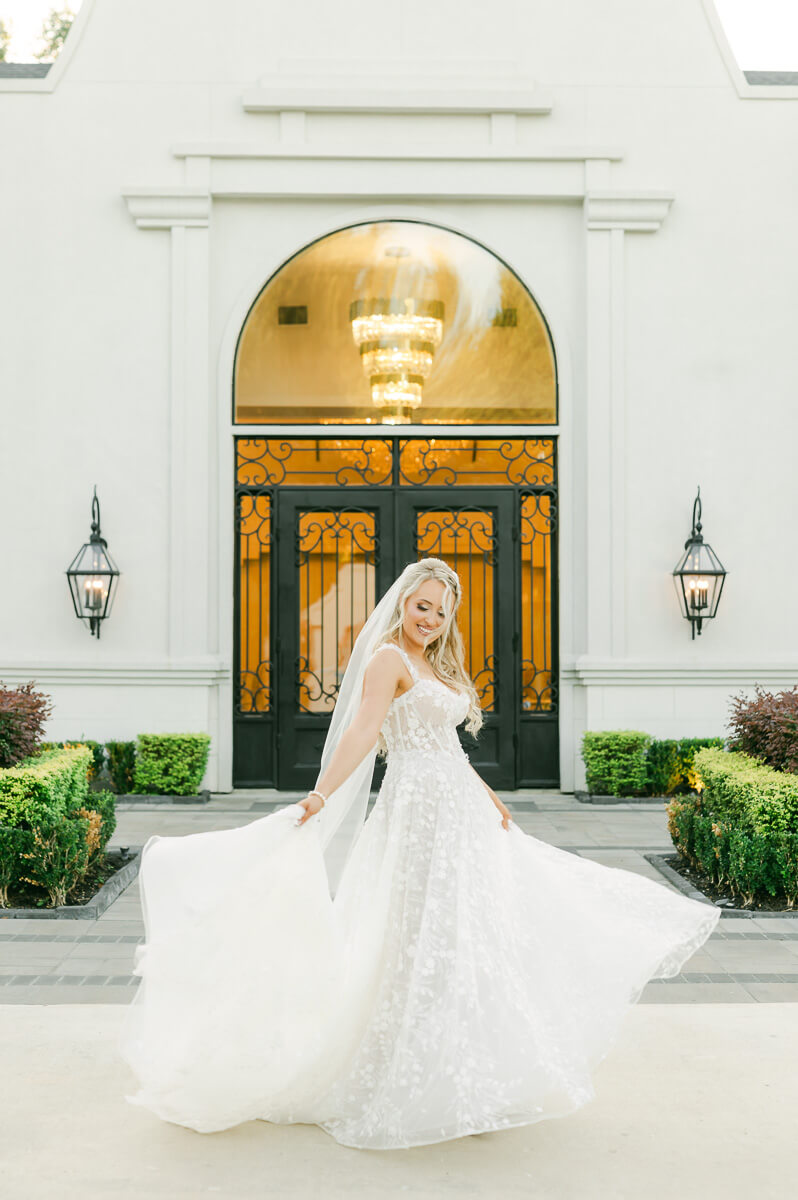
[308,788,326,806]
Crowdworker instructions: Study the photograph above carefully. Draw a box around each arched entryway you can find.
[232,221,559,791]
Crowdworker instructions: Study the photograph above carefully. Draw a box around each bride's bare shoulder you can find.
[364,643,413,694]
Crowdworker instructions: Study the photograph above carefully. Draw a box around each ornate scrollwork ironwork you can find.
[235,491,272,713]
[295,509,379,566]
[471,654,497,708]
[398,438,555,487]
[519,489,557,713]
[415,508,498,562]
[519,488,558,537]
[521,673,558,712]
[296,507,379,713]
[234,435,559,741]
[236,438,393,488]
[414,506,498,709]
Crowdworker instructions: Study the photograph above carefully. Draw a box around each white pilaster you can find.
[583,161,614,659]
[583,183,674,664]
[122,185,215,777]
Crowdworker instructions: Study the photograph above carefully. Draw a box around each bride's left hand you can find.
[494,799,512,831]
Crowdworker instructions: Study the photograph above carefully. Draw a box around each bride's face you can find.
[402,579,449,651]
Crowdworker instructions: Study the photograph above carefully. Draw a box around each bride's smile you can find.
[402,581,447,649]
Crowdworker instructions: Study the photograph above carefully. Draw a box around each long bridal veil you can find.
[118,562,427,1126]
[313,565,409,894]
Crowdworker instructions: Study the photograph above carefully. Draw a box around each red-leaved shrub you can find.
[726,684,798,775]
[0,682,54,768]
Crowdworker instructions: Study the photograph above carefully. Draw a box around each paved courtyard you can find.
[3,791,798,1005]
[2,792,795,1198]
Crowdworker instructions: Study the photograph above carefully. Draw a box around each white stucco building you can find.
[2,0,796,794]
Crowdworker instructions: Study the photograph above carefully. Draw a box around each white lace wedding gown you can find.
[119,643,720,1149]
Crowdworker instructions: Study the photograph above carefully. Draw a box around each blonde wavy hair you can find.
[373,557,483,737]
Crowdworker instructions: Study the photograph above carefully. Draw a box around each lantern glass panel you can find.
[67,543,119,619]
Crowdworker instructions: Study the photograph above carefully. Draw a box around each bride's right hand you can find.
[296,793,324,826]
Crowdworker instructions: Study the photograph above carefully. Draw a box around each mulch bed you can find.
[662,852,796,913]
[4,851,127,911]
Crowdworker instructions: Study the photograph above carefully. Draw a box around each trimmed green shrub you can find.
[666,748,798,908]
[0,745,92,827]
[105,740,136,794]
[83,789,117,855]
[581,730,651,797]
[0,682,53,768]
[693,746,798,836]
[727,683,798,774]
[0,747,117,908]
[0,826,26,908]
[17,816,93,907]
[132,733,211,796]
[39,739,106,781]
[645,736,725,796]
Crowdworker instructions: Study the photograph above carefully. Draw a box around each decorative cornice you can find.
[585,190,674,232]
[122,188,210,230]
[170,143,624,163]
[0,660,231,687]
[241,87,553,115]
[561,658,798,687]
[127,148,633,207]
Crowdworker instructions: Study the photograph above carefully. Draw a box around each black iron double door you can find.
[274,488,517,791]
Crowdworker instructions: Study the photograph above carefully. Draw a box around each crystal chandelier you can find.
[349,297,444,424]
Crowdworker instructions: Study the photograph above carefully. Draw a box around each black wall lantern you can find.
[66,486,120,638]
[672,486,727,639]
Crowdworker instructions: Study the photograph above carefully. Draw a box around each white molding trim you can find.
[561,659,798,687]
[125,153,669,210]
[0,660,231,687]
[122,188,210,230]
[241,87,553,115]
[171,142,624,164]
[230,424,560,437]
[700,0,798,100]
[585,191,674,233]
[0,0,97,94]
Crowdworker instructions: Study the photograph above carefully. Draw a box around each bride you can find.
[119,557,720,1150]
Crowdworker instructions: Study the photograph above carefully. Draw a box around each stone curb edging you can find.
[113,790,211,805]
[644,852,798,920]
[0,847,142,921]
[575,791,668,805]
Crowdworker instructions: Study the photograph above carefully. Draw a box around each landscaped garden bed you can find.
[663,746,798,912]
[0,680,211,915]
[0,845,141,920]
[583,686,798,915]
[645,850,798,916]
[41,732,212,800]
[578,731,723,802]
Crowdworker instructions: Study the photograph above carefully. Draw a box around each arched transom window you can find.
[234,221,557,426]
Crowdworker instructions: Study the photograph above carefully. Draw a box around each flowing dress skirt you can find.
[119,751,720,1149]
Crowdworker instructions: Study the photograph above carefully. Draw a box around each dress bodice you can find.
[373,643,470,763]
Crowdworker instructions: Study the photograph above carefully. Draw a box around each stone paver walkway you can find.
[1,1002,794,1199]
[2,791,797,1004]
[3,791,795,1198]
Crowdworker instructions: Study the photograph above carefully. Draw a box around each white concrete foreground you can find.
[2,1003,793,1199]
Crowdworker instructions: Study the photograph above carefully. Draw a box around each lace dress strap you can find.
[374,641,419,681]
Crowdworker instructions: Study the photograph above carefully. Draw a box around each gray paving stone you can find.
[741,982,798,1002]
[640,982,757,1003]
[0,985,133,1004]
[7,792,796,1005]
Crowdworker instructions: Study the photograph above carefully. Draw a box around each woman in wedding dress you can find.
[119,558,720,1150]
